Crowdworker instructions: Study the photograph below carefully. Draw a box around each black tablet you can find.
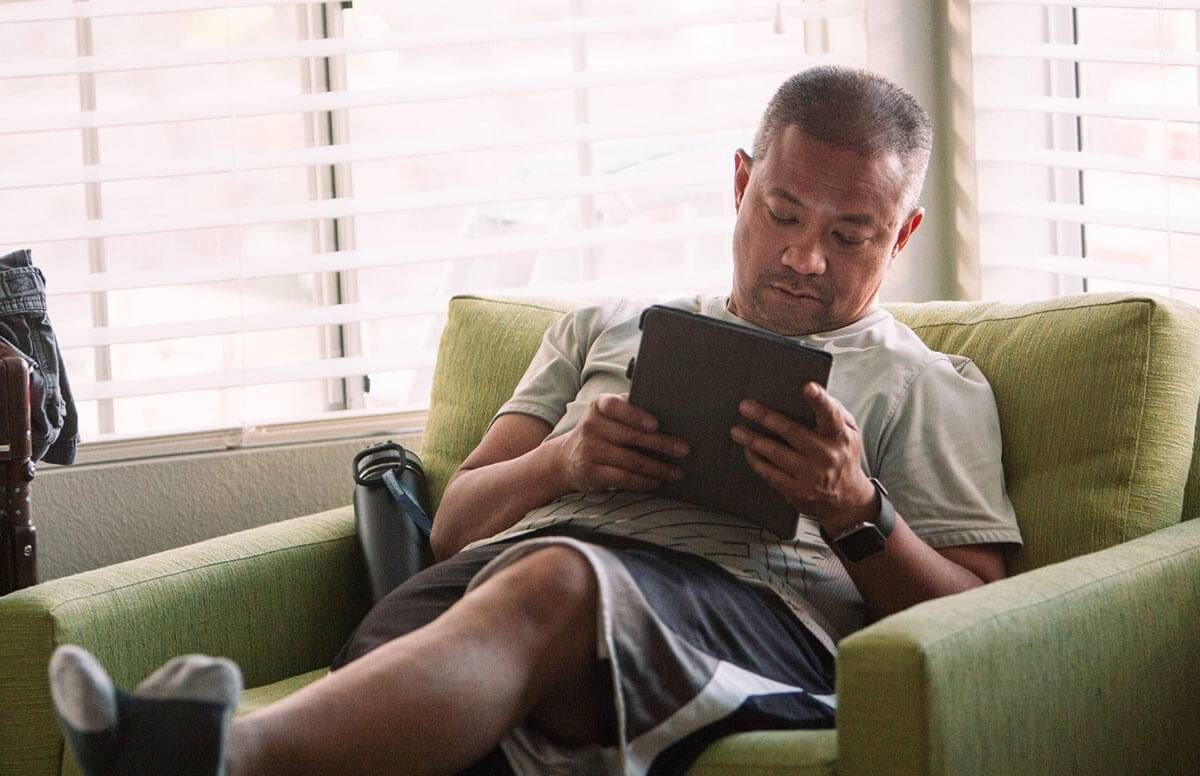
[626,305,833,538]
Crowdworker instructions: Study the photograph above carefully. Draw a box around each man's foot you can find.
[49,645,242,776]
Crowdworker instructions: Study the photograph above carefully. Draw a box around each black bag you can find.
[352,441,435,604]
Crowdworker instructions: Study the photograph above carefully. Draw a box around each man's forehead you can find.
[757,131,907,224]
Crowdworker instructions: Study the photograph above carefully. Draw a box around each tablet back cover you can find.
[627,305,832,538]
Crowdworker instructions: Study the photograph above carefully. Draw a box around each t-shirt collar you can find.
[705,295,888,344]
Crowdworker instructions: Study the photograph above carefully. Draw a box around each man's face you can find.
[729,125,923,336]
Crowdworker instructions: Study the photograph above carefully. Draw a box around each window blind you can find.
[969,0,1200,303]
[0,0,869,448]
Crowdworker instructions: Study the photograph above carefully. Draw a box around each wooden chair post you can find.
[0,342,35,595]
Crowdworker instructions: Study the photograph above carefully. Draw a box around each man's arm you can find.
[823,518,1005,619]
[730,384,1007,620]
[429,413,560,562]
[431,395,689,561]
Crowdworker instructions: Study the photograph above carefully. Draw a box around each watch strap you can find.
[870,478,896,538]
[820,478,896,562]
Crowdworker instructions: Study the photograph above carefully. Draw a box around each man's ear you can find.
[890,208,924,263]
[734,149,752,212]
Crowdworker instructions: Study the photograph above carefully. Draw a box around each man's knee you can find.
[496,546,612,747]
[495,545,598,633]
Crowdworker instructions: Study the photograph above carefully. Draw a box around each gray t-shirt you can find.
[469,295,1021,651]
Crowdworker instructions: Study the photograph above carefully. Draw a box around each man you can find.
[48,66,1021,776]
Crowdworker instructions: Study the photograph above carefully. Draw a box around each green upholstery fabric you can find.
[687,730,836,776]
[1184,406,1200,521]
[837,517,1200,776]
[422,295,571,512]
[237,668,328,716]
[0,507,367,776]
[887,294,1200,572]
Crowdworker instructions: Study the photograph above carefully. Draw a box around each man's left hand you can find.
[730,382,877,534]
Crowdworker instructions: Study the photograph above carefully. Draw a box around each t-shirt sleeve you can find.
[874,356,1023,549]
[491,305,597,429]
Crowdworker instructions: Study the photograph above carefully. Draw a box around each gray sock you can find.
[50,645,243,776]
[49,646,120,775]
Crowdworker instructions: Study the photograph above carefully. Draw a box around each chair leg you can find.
[0,352,36,595]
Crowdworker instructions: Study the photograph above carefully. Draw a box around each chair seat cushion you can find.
[236,668,837,775]
[687,729,837,775]
[236,668,327,715]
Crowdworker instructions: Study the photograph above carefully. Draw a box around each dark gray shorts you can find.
[333,526,836,776]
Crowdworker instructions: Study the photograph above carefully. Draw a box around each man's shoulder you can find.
[816,308,950,373]
[556,294,711,337]
[822,309,996,424]
[869,313,987,384]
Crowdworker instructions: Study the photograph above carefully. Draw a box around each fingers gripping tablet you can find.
[626,305,832,538]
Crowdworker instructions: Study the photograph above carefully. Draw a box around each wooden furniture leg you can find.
[0,343,35,596]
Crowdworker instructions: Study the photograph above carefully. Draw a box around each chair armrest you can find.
[836,519,1200,776]
[0,506,368,776]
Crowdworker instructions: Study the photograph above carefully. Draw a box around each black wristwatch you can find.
[820,478,896,563]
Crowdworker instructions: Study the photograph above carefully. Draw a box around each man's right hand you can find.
[553,393,689,493]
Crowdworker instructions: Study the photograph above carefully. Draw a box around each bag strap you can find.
[381,468,434,540]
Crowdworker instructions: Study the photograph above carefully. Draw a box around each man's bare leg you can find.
[229,545,608,776]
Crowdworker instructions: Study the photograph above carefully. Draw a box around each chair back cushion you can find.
[422,296,570,512]
[1185,409,1200,521]
[888,293,1200,572]
[423,293,1200,573]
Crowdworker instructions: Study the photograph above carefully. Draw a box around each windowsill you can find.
[39,408,429,469]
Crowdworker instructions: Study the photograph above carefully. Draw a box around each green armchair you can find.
[3,292,1199,776]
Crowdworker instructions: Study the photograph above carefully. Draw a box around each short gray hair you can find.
[751,66,933,213]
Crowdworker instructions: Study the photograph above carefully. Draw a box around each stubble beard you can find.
[744,282,825,337]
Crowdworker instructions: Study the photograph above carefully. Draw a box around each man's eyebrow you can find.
[767,187,802,206]
[838,213,876,227]
[766,188,876,227]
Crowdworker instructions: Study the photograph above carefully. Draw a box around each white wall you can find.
[32,432,418,580]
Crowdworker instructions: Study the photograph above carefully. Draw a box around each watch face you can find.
[836,524,888,563]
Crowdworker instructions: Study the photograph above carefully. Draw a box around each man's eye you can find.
[833,232,866,247]
[768,210,798,225]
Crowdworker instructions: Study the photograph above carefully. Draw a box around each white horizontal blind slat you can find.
[58,265,734,347]
[973,42,1200,67]
[3,117,755,190]
[2,0,864,24]
[975,149,1200,179]
[981,254,1178,287]
[980,201,1200,236]
[74,351,441,401]
[6,53,828,135]
[0,0,319,24]
[974,95,1200,123]
[71,268,731,400]
[2,1,866,78]
[50,218,736,295]
[13,168,730,244]
[61,298,451,348]
[971,0,1200,9]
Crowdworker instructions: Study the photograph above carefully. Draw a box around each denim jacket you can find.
[0,249,78,465]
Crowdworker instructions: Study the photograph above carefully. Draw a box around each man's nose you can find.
[779,236,826,275]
